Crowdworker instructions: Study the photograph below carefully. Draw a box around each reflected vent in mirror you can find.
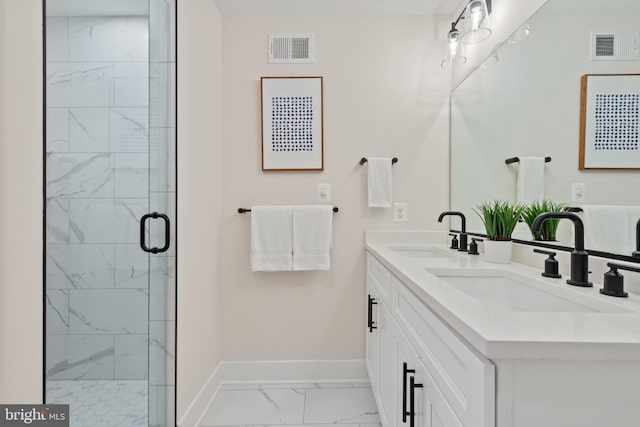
[269,34,314,63]
[591,31,640,60]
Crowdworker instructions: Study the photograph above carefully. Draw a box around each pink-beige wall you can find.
[219,15,451,361]
[0,0,44,403]
[176,0,224,419]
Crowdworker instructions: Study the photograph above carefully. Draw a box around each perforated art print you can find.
[580,74,640,169]
[261,77,324,171]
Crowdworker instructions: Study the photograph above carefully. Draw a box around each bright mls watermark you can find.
[0,405,68,426]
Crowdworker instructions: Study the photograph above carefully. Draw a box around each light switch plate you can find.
[394,203,408,222]
[571,183,585,202]
[317,183,331,202]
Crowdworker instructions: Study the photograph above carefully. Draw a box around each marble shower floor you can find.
[46,380,148,427]
[199,382,380,427]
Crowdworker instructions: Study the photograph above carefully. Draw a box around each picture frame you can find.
[579,74,640,170]
[260,76,324,171]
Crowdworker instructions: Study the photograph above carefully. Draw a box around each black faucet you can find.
[634,218,640,258]
[438,211,467,252]
[532,212,592,287]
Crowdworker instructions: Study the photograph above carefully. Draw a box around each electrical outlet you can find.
[571,183,585,202]
[317,183,331,202]
[394,203,408,222]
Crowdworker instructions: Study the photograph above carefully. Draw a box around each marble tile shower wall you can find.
[45,15,175,383]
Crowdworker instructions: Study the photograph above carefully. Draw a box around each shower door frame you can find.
[41,1,178,425]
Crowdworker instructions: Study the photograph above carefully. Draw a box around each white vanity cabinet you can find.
[366,253,495,427]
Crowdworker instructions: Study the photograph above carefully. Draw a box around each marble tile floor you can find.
[46,380,147,427]
[199,382,380,427]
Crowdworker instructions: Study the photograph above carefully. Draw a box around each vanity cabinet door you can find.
[367,283,396,427]
[366,287,380,392]
[396,323,462,427]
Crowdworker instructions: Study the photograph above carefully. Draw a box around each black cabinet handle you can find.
[409,376,423,427]
[367,295,378,333]
[140,212,171,254]
[402,362,416,423]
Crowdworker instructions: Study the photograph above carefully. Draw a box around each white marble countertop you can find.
[365,231,640,361]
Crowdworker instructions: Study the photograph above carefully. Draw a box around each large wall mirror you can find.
[451,0,640,259]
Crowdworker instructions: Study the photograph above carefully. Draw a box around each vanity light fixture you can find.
[441,25,467,69]
[441,0,492,69]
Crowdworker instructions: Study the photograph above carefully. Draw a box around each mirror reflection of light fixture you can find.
[441,0,493,69]
[508,23,532,45]
[480,49,499,69]
[441,25,467,69]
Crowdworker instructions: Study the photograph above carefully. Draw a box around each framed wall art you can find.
[261,76,324,171]
[579,74,640,170]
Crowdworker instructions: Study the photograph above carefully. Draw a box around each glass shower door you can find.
[44,1,176,426]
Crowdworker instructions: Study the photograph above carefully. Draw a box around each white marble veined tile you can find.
[68,107,111,152]
[47,380,148,427]
[46,244,115,289]
[47,62,114,108]
[149,62,176,128]
[46,17,69,62]
[149,256,175,321]
[68,17,148,62]
[114,153,149,198]
[303,388,379,424]
[47,108,69,153]
[115,244,149,289]
[115,62,149,79]
[150,385,175,427]
[150,127,176,192]
[115,334,148,380]
[149,321,175,386]
[115,78,149,108]
[111,107,150,152]
[46,289,69,334]
[46,335,114,380]
[149,0,176,63]
[68,289,148,334]
[46,198,70,243]
[69,198,148,244]
[200,389,305,426]
[47,153,114,198]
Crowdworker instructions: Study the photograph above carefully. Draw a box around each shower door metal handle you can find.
[140,212,171,254]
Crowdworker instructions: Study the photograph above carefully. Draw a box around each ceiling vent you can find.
[591,31,640,60]
[269,34,314,64]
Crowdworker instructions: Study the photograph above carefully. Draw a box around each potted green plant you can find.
[475,200,524,263]
[521,200,566,241]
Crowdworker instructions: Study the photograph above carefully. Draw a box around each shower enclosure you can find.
[44,1,177,426]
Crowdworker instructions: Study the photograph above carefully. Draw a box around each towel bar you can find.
[360,157,398,166]
[238,207,339,214]
[505,156,551,165]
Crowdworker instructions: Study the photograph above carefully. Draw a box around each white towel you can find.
[516,157,545,204]
[250,206,293,272]
[292,205,333,271]
[580,205,640,254]
[368,157,393,208]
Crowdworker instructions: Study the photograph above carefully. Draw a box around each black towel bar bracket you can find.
[238,207,339,214]
[505,156,552,165]
[360,157,398,166]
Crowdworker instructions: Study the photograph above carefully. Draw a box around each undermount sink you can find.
[426,268,631,313]
[389,246,452,259]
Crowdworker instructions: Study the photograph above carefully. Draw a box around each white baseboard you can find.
[178,359,367,427]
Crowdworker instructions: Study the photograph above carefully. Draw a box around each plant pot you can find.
[483,240,513,264]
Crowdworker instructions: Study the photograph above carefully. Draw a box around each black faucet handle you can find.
[533,248,561,279]
[468,238,483,255]
[534,249,556,257]
[599,262,640,298]
[448,233,459,250]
